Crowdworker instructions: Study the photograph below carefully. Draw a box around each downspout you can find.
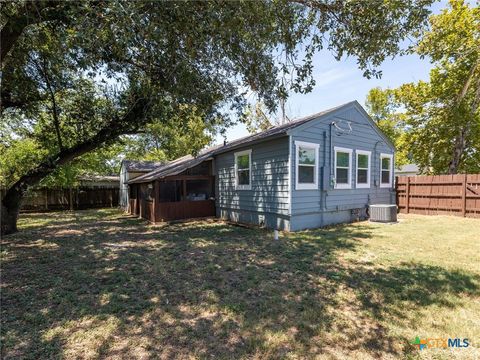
[322,131,327,176]
[329,122,334,184]
[322,131,327,210]
[326,122,335,212]
[288,135,292,218]
[373,140,384,188]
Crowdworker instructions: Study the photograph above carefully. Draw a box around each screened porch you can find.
[156,175,215,221]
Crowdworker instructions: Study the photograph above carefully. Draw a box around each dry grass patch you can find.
[1,209,479,359]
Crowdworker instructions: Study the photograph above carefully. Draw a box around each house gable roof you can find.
[128,100,393,184]
[351,101,395,150]
[212,101,357,156]
[127,152,215,183]
[287,100,395,150]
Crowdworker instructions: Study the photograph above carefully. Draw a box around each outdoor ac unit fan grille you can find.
[369,204,397,223]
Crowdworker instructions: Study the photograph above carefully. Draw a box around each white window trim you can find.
[380,153,394,188]
[234,149,252,190]
[295,141,319,190]
[356,150,371,189]
[334,146,353,189]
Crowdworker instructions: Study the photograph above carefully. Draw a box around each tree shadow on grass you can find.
[336,262,480,357]
[351,263,479,312]
[1,211,479,359]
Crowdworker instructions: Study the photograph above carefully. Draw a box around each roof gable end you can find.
[287,101,395,150]
[351,101,395,150]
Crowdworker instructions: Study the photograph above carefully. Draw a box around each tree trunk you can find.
[448,128,466,174]
[1,186,23,235]
[69,187,74,211]
[448,62,480,174]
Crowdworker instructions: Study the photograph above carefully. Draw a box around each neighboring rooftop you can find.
[79,175,120,182]
[121,160,165,172]
[396,164,420,174]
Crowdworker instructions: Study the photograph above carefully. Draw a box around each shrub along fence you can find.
[1,187,119,212]
[396,174,480,218]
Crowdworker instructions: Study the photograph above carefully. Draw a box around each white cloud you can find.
[314,67,355,88]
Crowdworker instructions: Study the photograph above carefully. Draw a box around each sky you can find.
[214,1,451,145]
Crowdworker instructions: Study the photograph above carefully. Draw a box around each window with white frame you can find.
[235,149,252,190]
[295,141,319,190]
[380,153,393,187]
[334,147,352,189]
[356,150,371,188]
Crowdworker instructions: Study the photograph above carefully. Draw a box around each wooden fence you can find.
[396,174,480,218]
[1,187,119,212]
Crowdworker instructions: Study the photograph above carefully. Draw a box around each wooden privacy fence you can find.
[1,187,119,212]
[396,174,480,218]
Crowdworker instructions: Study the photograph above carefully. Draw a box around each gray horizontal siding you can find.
[218,208,290,231]
[289,104,395,229]
[215,136,290,218]
[119,170,150,211]
[290,208,366,231]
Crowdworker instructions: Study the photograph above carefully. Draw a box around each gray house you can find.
[126,101,395,231]
[119,160,164,210]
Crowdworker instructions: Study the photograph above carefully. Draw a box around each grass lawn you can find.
[1,210,479,359]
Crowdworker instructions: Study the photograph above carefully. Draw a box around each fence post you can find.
[44,188,48,210]
[461,173,467,217]
[406,176,410,214]
[69,187,74,211]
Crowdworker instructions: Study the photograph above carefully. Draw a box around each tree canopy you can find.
[365,87,410,167]
[120,105,216,162]
[366,0,480,174]
[1,0,434,234]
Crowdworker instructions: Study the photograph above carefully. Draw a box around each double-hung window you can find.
[295,141,319,190]
[235,149,252,190]
[334,147,352,189]
[380,153,393,188]
[356,150,371,188]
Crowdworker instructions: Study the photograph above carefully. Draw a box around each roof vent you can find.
[369,204,397,223]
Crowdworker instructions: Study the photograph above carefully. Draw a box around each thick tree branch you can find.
[0,1,60,63]
[448,63,480,174]
[456,60,480,105]
[470,71,480,114]
[1,96,152,230]
[39,56,64,150]
[43,98,148,179]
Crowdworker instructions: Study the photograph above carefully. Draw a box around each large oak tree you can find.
[366,0,480,175]
[1,0,433,235]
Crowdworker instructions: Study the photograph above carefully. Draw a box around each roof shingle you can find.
[128,101,359,184]
[122,160,165,172]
